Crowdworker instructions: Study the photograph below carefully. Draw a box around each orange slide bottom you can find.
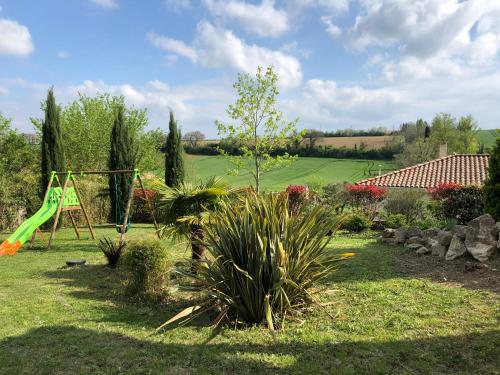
[0,240,22,256]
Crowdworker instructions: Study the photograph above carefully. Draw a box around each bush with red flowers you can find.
[427,182,483,224]
[132,188,158,223]
[344,184,387,218]
[285,185,309,215]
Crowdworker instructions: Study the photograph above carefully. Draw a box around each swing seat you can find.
[115,220,131,234]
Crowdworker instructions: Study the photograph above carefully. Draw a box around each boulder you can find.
[423,228,439,239]
[416,246,430,255]
[406,236,426,245]
[428,238,447,257]
[405,243,424,251]
[491,222,500,237]
[382,228,396,238]
[437,230,453,246]
[378,237,397,246]
[394,227,408,244]
[452,225,468,240]
[445,235,467,261]
[407,226,423,238]
[468,214,496,230]
[466,242,496,262]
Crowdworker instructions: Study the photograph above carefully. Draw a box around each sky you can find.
[0,0,499,137]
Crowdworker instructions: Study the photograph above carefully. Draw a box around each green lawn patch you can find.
[184,155,395,191]
[0,226,498,374]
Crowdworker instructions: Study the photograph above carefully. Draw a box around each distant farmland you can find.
[185,155,395,191]
[477,129,499,149]
[187,135,395,150]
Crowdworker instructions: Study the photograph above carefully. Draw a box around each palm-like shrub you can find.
[163,193,353,330]
[98,237,126,268]
[154,177,228,262]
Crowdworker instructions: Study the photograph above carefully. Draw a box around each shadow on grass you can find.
[0,325,498,374]
[43,264,211,331]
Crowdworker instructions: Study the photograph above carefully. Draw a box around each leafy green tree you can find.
[164,110,185,187]
[484,137,500,220]
[0,113,40,230]
[31,93,155,172]
[108,106,136,223]
[40,88,66,193]
[456,115,479,153]
[216,66,301,193]
[430,113,459,151]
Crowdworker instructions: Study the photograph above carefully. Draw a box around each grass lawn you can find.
[0,226,498,374]
[477,129,499,149]
[184,155,395,191]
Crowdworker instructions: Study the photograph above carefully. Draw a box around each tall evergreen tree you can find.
[109,106,136,223]
[41,88,66,196]
[164,110,185,187]
[484,137,500,220]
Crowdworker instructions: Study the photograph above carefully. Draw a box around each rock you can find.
[378,237,397,245]
[406,236,426,245]
[498,238,500,250]
[452,225,468,240]
[445,235,467,260]
[437,230,453,246]
[466,242,496,262]
[405,243,424,251]
[382,228,396,238]
[492,222,500,237]
[428,238,447,257]
[394,227,408,244]
[423,228,439,239]
[416,247,430,255]
[407,226,423,238]
[468,214,496,230]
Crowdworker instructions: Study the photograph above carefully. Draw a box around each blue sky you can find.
[1,0,499,136]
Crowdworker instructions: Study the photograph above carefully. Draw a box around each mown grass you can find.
[0,225,498,374]
[184,155,395,191]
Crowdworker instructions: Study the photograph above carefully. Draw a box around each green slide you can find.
[0,187,80,256]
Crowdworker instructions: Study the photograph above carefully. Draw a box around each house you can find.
[356,154,490,189]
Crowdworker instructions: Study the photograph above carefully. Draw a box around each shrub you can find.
[163,193,353,330]
[285,185,309,215]
[122,238,170,301]
[340,212,371,232]
[344,184,387,219]
[132,188,158,223]
[428,182,484,224]
[484,137,500,220]
[380,212,409,229]
[98,237,126,268]
[384,189,426,223]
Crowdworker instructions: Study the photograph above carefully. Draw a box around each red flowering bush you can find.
[426,182,460,200]
[427,182,484,224]
[344,184,387,219]
[286,185,309,215]
[132,188,158,223]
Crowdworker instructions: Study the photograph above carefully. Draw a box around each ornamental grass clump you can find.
[160,193,353,331]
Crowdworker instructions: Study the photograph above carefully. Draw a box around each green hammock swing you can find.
[113,174,132,234]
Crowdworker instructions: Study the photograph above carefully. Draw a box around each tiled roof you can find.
[356,154,490,188]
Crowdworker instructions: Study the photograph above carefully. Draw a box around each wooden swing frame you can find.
[30,169,159,249]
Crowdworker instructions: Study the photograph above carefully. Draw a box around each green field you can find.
[477,129,499,149]
[0,226,498,374]
[185,155,395,190]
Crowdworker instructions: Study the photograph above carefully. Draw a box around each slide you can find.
[0,187,80,256]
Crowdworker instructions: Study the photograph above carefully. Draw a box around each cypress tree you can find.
[484,137,500,220]
[164,110,185,187]
[109,106,136,223]
[41,88,66,196]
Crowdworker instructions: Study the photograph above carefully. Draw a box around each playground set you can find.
[0,169,158,256]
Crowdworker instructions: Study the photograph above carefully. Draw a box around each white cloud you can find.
[89,0,118,8]
[0,18,34,56]
[204,0,289,37]
[322,16,342,38]
[149,22,302,89]
[57,51,71,59]
[165,0,191,11]
[288,0,351,15]
[0,85,8,95]
[147,32,198,62]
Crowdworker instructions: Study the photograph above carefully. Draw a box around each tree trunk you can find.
[190,224,205,261]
